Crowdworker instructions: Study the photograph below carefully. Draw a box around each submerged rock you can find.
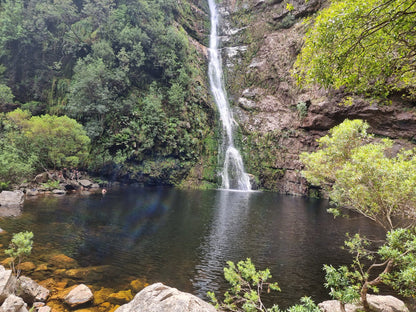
[48,254,78,269]
[64,284,93,308]
[115,283,216,312]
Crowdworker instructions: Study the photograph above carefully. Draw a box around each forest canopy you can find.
[0,0,215,185]
[293,0,416,99]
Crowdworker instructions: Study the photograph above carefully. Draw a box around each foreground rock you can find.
[0,267,16,304]
[0,295,28,312]
[64,284,93,308]
[115,283,217,312]
[16,276,49,304]
[0,191,24,217]
[318,295,409,312]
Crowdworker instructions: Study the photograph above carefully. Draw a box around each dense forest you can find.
[0,0,218,188]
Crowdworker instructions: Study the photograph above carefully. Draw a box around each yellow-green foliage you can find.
[301,119,416,231]
[2,109,90,177]
[293,0,416,98]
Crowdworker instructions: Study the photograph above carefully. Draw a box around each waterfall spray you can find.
[207,0,251,191]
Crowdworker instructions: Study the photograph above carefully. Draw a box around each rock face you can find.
[64,284,93,308]
[318,295,409,312]
[115,283,217,312]
[216,0,416,194]
[0,295,28,312]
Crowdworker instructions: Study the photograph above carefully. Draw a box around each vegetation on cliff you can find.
[294,0,416,99]
[0,0,215,187]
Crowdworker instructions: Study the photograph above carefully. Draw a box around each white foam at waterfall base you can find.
[207,0,251,191]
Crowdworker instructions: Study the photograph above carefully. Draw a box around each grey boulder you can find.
[115,283,217,312]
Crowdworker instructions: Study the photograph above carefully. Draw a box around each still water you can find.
[0,186,384,308]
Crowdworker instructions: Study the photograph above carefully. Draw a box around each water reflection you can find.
[193,190,252,294]
[0,187,385,308]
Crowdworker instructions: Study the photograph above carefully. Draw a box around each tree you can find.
[5,231,34,279]
[293,0,416,99]
[208,258,320,312]
[323,229,416,312]
[5,109,90,170]
[300,119,416,231]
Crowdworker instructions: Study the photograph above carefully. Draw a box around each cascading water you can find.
[208,0,251,191]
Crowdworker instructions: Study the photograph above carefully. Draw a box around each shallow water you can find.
[0,186,386,308]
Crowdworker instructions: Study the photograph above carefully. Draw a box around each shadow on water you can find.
[0,186,386,308]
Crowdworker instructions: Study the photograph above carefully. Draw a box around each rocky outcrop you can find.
[63,284,93,308]
[115,283,217,312]
[218,0,416,194]
[318,295,409,312]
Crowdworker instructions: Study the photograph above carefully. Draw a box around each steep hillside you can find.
[216,0,416,194]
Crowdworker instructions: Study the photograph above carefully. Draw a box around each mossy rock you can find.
[49,254,79,269]
[107,290,133,305]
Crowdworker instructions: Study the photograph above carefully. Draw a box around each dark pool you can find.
[0,186,385,308]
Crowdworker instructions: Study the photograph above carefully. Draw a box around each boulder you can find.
[0,191,24,208]
[78,180,93,188]
[16,276,49,303]
[318,300,358,312]
[0,267,17,304]
[318,295,409,312]
[64,284,93,308]
[25,189,39,197]
[115,283,217,312]
[0,295,28,312]
[37,306,51,312]
[52,189,66,195]
[34,173,49,184]
[367,294,409,312]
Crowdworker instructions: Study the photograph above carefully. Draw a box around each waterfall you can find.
[208,0,251,191]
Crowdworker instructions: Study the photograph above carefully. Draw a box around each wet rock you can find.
[93,288,114,305]
[60,266,110,281]
[0,191,24,208]
[108,290,133,306]
[16,276,50,303]
[129,279,149,293]
[64,284,93,308]
[0,266,17,304]
[34,264,48,272]
[115,283,217,312]
[16,263,36,273]
[0,295,28,312]
[48,254,78,269]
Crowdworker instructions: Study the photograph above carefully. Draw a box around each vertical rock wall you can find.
[215,0,416,195]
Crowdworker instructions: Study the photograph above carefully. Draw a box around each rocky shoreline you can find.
[0,259,410,312]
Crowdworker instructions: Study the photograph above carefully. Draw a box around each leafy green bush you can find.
[5,231,34,278]
[208,258,320,312]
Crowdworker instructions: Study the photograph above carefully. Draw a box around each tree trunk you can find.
[361,283,370,312]
[340,301,347,312]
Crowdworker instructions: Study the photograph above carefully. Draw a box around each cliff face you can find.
[214,0,416,194]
